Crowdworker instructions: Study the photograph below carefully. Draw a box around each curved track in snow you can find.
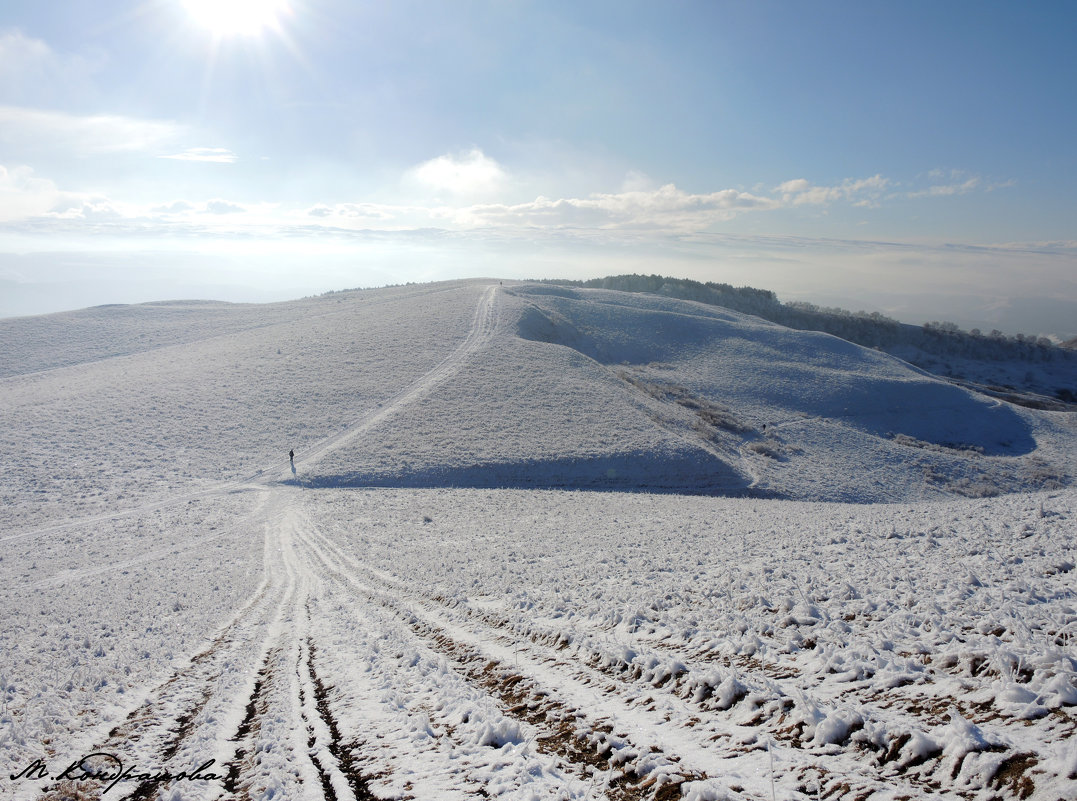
[286,284,502,476]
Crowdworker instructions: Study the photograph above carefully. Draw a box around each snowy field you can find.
[1,279,1075,800]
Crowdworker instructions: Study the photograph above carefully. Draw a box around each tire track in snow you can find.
[28,488,389,801]
[417,586,1061,801]
[288,283,501,476]
[214,502,381,801]
[220,648,277,800]
[296,631,379,801]
[297,524,726,796]
[203,500,382,801]
[32,495,300,801]
[297,518,1054,801]
[291,513,702,801]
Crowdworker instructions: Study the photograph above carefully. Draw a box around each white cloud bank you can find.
[0,153,1015,242]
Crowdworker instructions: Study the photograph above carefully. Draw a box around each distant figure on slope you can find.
[289,449,294,464]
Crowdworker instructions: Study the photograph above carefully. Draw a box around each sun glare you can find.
[182,0,290,37]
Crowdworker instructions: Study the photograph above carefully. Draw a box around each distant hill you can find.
[536,274,1077,406]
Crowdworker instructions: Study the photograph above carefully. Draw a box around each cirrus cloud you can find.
[455,183,777,231]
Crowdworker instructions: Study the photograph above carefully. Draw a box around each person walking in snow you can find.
[289,449,294,463]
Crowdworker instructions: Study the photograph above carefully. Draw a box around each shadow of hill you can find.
[296,452,761,497]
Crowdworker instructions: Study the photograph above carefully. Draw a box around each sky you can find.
[1,0,1075,336]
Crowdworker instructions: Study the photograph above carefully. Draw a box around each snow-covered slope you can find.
[305,282,1073,503]
[0,282,480,528]
[1,279,1074,801]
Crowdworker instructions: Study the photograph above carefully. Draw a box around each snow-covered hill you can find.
[3,280,1073,526]
[1,279,1074,800]
[312,282,1069,503]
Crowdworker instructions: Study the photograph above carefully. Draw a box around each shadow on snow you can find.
[288,452,768,497]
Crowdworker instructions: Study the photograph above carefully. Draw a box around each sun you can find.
[182,0,290,37]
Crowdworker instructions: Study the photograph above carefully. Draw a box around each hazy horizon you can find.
[3,251,1074,341]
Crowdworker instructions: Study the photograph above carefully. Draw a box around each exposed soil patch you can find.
[305,636,380,801]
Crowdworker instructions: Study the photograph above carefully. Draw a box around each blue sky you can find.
[1,0,1075,335]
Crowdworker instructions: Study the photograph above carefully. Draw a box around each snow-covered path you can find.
[10,475,1076,801]
[16,483,1074,801]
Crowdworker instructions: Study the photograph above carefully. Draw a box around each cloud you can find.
[777,174,890,208]
[204,199,246,214]
[908,176,980,198]
[978,240,1077,255]
[297,183,778,232]
[0,163,61,221]
[0,105,183,156]
[47,199,125,222]
[308,203,398,221]
[150,200,197,214]
[621,170,655,192]
[0,172,905,238]
[159,147,238,164]
[454,184,777,231]
[0,163,141,224]
[0,160,1020,248]
[776,178,811,196]
[148,199,253,216]
[907,170,1013,199]
[299,202,425,228]
[407,149,508,197]
[0,30,52,82]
